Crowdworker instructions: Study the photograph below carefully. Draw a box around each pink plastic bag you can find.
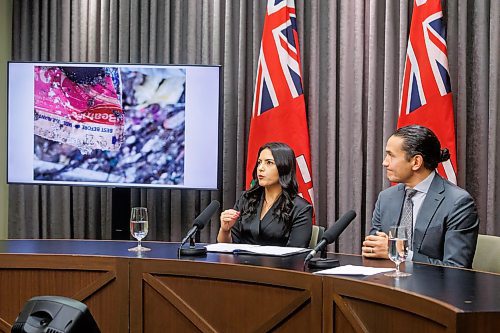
[34,66,124,154]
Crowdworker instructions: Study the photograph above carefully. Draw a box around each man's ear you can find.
[412,154,424,171]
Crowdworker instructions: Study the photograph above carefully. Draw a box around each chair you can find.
[472,234,500,274]
[309,225,325,249]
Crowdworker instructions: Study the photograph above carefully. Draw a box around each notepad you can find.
[205,243,309,256]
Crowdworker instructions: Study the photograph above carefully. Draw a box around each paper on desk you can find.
[205,243,259,253]
[313,265,395,276]
[244,246,309,256]
[205,243,309,256]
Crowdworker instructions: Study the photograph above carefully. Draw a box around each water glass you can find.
[128,207,151,252]
[384,226,411,277]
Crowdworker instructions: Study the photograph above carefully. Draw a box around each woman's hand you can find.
[220,209,240,232]
[217,209,240,243]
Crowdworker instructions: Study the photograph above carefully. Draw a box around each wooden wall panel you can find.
[0,255,128,333]
[323,277,458,333]
[130,259,323,333]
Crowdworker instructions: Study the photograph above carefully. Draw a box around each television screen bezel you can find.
[7,60,223,191]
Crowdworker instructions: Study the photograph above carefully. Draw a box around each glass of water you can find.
[384,226,411,277]
[128,207,151,252]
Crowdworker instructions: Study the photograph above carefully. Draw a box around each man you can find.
[362,125,479,268]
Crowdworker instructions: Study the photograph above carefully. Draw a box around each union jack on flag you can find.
[252,1,302,116]
[246,0,314,207]
[398,0,457,184]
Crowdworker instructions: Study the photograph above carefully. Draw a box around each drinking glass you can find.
[128,207,151,252]
[384,226,411,277]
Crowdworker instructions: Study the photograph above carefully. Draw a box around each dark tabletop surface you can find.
[1,239,499,313]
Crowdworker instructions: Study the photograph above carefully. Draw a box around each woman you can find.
[217,142,312,247]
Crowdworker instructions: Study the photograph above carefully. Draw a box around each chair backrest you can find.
[309,225,325,249]
[472,234,500,274]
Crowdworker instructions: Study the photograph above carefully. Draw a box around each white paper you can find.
[205,243,259,253]
[205,243,309,256]
[240,246,309,256]
[313,265,395,276]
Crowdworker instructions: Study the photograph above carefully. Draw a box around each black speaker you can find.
[11,296,100,333]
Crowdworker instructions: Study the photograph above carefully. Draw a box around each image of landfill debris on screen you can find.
[33,66,186,185]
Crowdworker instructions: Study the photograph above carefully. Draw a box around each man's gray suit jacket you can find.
[369,173,479,268]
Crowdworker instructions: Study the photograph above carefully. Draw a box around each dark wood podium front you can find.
[129,258,322,332]
[322,259,500,332]
[0,240,499,332]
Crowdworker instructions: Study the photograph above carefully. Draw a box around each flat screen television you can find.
[7,61,221,189]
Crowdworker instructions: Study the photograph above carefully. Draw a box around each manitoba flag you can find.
[246,0,314,205]
[398,0,457,184]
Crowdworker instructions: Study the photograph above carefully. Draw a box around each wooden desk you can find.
[321,257,500,332]
[0,240,499,332]
[129,258,322,332]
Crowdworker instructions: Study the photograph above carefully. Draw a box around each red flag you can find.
[246,0,314,206]
[398,0,457,184]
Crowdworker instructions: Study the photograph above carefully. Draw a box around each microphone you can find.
[179,200,220,256]
[305,210,357,268]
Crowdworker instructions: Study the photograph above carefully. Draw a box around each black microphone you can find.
[180,200,220,248]
[305,210,357,264]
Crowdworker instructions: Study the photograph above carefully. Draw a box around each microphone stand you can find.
[307,247,340,269]
[179,234,207,256]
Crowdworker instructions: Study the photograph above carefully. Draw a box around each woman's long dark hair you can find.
[241,142,298,230]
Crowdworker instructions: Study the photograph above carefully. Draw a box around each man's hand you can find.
[362,231,389,259]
